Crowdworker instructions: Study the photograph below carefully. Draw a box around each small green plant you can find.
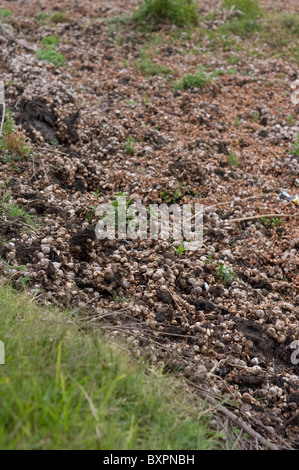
[174,66,212,90]
[261,217,282,228]
[0,8,12,20]
[134,0,199,27]
[227,55,240,65]
[85,205,96,222]
[36,12,52,21]
[161,188,182,203]
[290,135,299,156]
[216,264,238,284]
[252,111,259,122]
[40,35,60,46]
[16,276,32,289]
[287,114,294,126]
[227,151,239,166]
[138,53,174,78]
[226,67,237,74]
[111,290,132,303]
[0,193,37,229]
[223,0,261,18]
[0,109,30,159]
[173,242,186,255]
[51,11,68,23]
[92,189,100,198]
[220,0,262,37]
[125,136,136,155]
[205,252,215,263]
[125,99,135,106]
[7,203,35,226]
[234,116,241,126]
[280,13,299,35]
[35,46,66,67]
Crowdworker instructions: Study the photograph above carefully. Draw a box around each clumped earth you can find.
[0,0,298,449]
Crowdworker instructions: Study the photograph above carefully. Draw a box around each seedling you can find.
[161,189,181,203]
[40,35,60,46]
[205,252,215,263]
[252,111,259,122]
[125,136,135,155]
[85,205,96,222]
[234,116,241,127]
[290,135,299,156]
[0,109,30,159]
[216,264,238,284]
[227,151,239,166]
[261,217,282,228]
[173,242,186,255]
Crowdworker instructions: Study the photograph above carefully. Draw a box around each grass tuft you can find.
[40,35,60,46]
[134,0,199,27]
[174,66,212,90]
[35,46,66,67]
[0,109,30,160]
[138,51,174,77]
[223,0,261,18]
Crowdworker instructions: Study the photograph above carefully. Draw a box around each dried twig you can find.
[185,379,292,451]
[227,212,298,222]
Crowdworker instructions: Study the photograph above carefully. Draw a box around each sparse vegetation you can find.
[0,8,12,20]
[138,52,174,77]
[50,11,69,23]
[227,151,239,166]
[125,136,136,155]
[35,46,66,67]
[216,264,238,284]
[261,217,282,228]
[223,0,261,18]
[40,35,60,46]
[0,109,30,160]
[220,0,262,37]
[290,135,299,156]
[134,0,199,27]
[0,191,37,228]
[174,66,212,90]
[252,110,259,122]
[287,114,295,126]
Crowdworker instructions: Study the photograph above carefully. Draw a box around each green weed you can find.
[227,151,239,166]
[0,109,30,160]
[134,0,199,27]
[35,47,66,67]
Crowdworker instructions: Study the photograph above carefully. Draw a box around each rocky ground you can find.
[0,0,298,449]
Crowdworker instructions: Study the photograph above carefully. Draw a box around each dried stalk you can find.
[185,379,292,451]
